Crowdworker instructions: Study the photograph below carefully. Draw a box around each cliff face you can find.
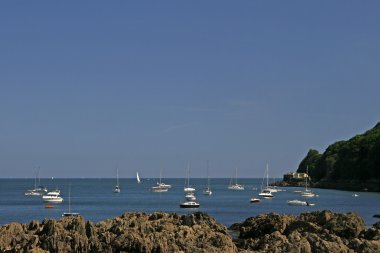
[297,122,380,191]
[0,212,236,253]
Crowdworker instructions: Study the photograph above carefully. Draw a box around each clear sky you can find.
[1,1,379,178]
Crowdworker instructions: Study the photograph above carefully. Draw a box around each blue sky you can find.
[1,1,379,178]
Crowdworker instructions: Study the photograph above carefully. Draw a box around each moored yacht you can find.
[250,198,260,203]
[298,166,317,198]
[185,192,197,201]
[114,168,121,193]
[258,189,273,198]
[184,163,196,192]
[151,185,168,192]
[179,201,200,208]
[228,168,244,190]
[42,190,63,203]
[258,164,274,198]
[62,185,80,217]
[152,169,170,192]
[287,199,315,206]
[25,169,48,196]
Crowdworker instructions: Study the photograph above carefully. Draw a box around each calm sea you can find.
[0,178,379,227]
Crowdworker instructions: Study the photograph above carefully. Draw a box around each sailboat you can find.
[62,185,80,217]
[114,168,121,193]
[151,169,169,192]
[24,168,48,196]
[136,171,141,183]
[184,163,195,192]
[156,169,171,188]
[258,164,274,198]
[228,168,244,190]
[299,166,317,198]
[203,161,212,195]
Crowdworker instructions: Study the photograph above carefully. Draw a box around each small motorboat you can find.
[258,189,274,198]
[352,193,359,197]
[300,191,317,198]
[42,190,64,203]
[62,212,80,217]
[250,198,260,203]
[184,187,196,192]
[228,184,245,191]
[287,199,315,206]
[151,186,168,192]
[185,192,197,201]
[179,201,200,208]
[202,187,212,195]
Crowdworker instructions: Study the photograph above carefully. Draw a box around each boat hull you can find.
[180,203,200,208]
[43,198,63,203]
[250,198,260,203]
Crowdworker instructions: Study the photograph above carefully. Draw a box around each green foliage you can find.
[297,122,380,182]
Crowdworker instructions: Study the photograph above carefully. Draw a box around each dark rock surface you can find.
[231,210,380,253]
[0,212,236,253]
[1,210,379,253]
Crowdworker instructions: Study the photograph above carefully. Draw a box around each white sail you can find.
[137,172,141,183]
[114,168,120,193]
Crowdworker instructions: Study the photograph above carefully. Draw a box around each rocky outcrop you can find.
[231,210,380,253]
[0,212,236,253]
[1,211,379,253]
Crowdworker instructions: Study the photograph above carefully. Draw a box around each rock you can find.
[0,211,378,253]
[238,213,294,239]
[0,212,237,253]
[235,210,379,253]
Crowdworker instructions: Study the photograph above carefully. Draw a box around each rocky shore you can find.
[0,211,379,253]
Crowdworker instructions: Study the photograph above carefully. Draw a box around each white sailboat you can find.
[136,171,141,183]
[228,168,244,190]
[114,168,121,193]
[157,169,171,188]
[62,185,80,217]
[184,163,195,192]
[203,160,212,195]
[258,164,274,198]
[24,168,48,196]
[299,166,317,198]
[151,169,169,192]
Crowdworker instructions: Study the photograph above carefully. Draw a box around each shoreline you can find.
[271,179,380,193]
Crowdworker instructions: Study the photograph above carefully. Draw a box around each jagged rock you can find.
[0,212,237,253]
[232,210,379,253]
[1,211,379,253]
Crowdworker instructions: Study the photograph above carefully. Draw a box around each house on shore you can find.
[283,172,309,182]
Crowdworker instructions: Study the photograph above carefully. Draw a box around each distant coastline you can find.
[272,179,380,192]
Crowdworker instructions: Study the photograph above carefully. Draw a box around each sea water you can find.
[0,178,379,227]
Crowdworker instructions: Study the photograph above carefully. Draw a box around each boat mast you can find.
[116,168,119,187]
[186,163,190,188]
[68,184,71,213]
[305,166,308,191]
[235,167,238,185]
[207,160,210,189]
[266,163,269,188]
